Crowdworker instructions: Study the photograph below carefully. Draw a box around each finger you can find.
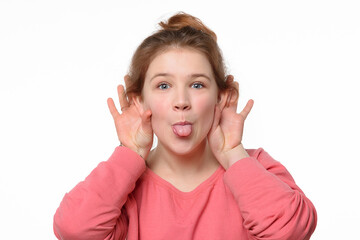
[225,75,234,85]
[107,98,120,119]
[239,99,254,120]
[117,85,129,111]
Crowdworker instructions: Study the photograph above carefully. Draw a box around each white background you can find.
[1,0,359,239]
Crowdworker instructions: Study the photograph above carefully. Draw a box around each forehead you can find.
[145,47,213,79]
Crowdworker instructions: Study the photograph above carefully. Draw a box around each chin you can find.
[158,135,208,156]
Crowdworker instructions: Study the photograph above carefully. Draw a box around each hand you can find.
[107,76,153,160]
[208,76,254,169]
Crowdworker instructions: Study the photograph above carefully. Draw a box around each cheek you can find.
[147,98,167,124]
[194,96,216,123]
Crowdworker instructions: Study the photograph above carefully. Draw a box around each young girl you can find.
[53,12,317,240]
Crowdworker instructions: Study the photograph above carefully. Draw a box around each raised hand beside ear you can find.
[208,75,254,169]
[107,75,153,160]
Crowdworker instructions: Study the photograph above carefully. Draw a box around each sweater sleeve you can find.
[53,146,146,240]
[223,148,317,240]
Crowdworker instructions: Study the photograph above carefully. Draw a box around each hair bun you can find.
[159,12,217,41]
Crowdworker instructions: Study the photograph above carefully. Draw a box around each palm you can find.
[107,82,153,159]
[112,102,152,151]
[209,99,253,166]
[214,108,245,150]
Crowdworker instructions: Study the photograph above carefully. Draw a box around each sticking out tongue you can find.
[172,124,192,137]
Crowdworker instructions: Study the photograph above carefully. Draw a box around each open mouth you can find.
[172,121,192,137]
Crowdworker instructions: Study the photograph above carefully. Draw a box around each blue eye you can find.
[158,83,170,90]
[192,83,204,89]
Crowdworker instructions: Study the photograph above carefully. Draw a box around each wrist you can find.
[119,143,150,161]
[224,144,249,170]
[136,146,151,160]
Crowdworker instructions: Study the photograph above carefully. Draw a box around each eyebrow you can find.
[150,73,211,82]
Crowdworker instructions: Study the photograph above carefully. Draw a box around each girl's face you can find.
[140,48,224,155]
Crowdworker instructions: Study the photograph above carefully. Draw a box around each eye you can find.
[192,82,204,89]
[158,83,170,90]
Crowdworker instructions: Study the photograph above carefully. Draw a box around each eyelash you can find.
[157,82,205,90]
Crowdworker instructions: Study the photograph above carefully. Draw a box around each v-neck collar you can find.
[142,166,225,198]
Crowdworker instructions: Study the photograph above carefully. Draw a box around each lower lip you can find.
[172,124,192,137]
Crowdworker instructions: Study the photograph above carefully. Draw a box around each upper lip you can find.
[172,121,192,126]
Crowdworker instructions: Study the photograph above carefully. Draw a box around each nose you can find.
[173,88,191,111]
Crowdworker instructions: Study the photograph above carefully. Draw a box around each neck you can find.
[147,139,219,177]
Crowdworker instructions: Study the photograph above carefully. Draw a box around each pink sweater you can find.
[53,147,317,240]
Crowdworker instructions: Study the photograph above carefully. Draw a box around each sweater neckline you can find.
[143,165,225,198]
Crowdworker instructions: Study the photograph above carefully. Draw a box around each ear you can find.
[217,75,239,110]
[217,89,229,111]
[132,95,147,115]
[123,74,134,103]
